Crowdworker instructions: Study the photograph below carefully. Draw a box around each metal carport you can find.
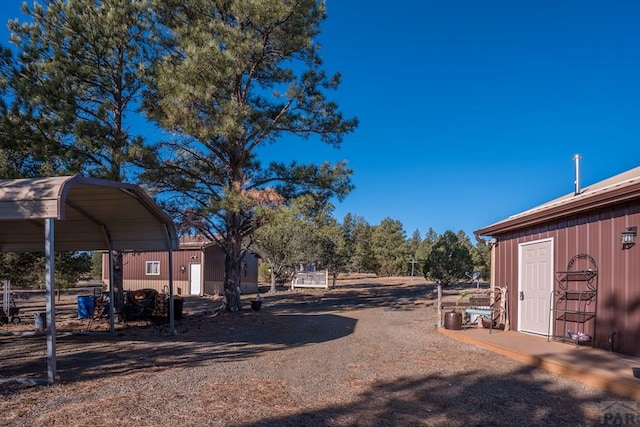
[0,176,178,384]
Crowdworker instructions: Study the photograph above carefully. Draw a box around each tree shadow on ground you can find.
[0,311,358,387]
[0,280,496,388]
[247,367,612,426]
[1,280,439,387]
[264,281,437,314]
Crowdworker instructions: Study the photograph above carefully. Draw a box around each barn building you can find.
[102,235,259,296]
[475,165,640,356]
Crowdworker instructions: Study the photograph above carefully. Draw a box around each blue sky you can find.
[2,1,640,242]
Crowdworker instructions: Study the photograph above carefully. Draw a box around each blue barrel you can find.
[77,295,95,319]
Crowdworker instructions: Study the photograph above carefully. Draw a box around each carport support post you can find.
[437,283,442,328]
[45,218,57,384]
[168,246,175,335]
[108,249,115,334]
[163,224,176,335]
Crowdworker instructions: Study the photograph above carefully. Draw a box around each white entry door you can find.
[190,263,202,295]
[518,239,553,335]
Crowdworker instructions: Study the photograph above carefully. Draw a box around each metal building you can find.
[475,165,640,356]
[102,235,259,296]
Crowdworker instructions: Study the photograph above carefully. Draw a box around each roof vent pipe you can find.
[573,154,582,196]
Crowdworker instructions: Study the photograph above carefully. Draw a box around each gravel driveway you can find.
[0,278,621,426]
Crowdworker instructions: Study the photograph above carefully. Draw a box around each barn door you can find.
[518,239,553,335]
[190,263,202,295]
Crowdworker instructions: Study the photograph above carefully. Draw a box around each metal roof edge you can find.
[59,176,178,250]
[475,168,640,236]
[56,175,80,219]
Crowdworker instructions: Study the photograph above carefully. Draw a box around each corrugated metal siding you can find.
[243,254,259,293]
[492,199,640,356]
[103,250,200,295]
[103,246,260,297]
[123,279,190,295]
[201,247,259,295]
[203,245,225,283]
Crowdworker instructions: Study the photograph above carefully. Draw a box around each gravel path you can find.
[0,279,621,426]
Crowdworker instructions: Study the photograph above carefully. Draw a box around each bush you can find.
[258,262,271,283]
[423,231,473,287]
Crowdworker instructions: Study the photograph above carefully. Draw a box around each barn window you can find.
[145,261,160,275]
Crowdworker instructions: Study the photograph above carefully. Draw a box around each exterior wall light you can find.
[622,226,637,249]
[179,265,186,273]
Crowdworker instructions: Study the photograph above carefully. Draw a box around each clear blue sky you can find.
[2,1,640,242]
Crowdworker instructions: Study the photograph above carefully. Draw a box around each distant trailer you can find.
[291,270,328,290]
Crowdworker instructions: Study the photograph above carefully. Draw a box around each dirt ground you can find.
[0,277,622,426]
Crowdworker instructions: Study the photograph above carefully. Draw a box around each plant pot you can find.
[251,300,262,311]
[444,311,462,330]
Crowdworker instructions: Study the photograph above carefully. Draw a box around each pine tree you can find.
[141,0,357,310]
[5,0,158,316]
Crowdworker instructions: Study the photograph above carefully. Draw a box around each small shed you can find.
[475,166,640,356]
[103,235,259,296]
[0,176,178,383]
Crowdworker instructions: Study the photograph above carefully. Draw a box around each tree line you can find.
[251,198,490,291]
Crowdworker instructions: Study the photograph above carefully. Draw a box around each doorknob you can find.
[519,291,524,301]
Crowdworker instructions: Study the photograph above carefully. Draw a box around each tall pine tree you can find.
[5,0,158,315]
[141,0,357,310]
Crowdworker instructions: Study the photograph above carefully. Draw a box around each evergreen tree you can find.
[370,217,409,276]
[6,0,156,180]
[350,216,375,273]
[340,213,357,273]
[141,0,357,310]
[312,210,348,287]
[407,229,423,276]
[472,241,491,282]
[5,0,158,317]
[0,251,91,290]
[423,230,473,287]
[415,226,439,266]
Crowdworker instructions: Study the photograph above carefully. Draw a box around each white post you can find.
[168,246,176,335]
[45,218,57,384]
[108,250,115,334]
[437,283,443,328]
[409,259,419,281]
[2,280,9,316]
[163,224,176,335]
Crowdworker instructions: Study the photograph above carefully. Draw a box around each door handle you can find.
[519,291,524,301]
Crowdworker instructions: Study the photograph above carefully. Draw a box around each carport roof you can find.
[0,175,178,252]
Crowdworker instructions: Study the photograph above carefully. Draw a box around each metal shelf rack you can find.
[548,254,598,346]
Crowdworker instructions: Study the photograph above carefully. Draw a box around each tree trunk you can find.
[269,268,277,293]
[223,232,243,311]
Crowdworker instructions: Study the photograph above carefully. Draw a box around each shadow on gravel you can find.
[247,367,611,426]
[0,311,357,386]
[1,280,430,388]
[265,281,437,314]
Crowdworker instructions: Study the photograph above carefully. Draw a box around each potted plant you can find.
[443,290,468,330]
[251,293,262,311]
